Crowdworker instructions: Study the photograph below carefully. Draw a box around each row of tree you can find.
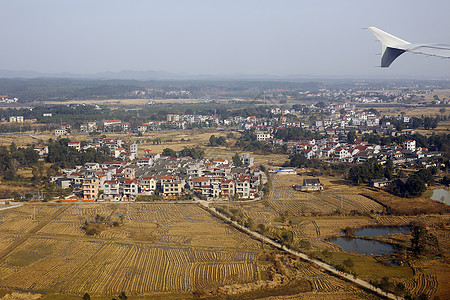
[387,168,436,198]
[348,158,393,185]
[161,146,205,159]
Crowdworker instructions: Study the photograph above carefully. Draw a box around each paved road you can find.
[197,199,403,300]
[0,203,23,211]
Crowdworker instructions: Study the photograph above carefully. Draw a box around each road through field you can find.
[197,199,403,300]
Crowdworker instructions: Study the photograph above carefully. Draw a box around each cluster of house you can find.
[286,138,439,165]
[44,98,442,138]
[34,137,139,161]
[243,104,418,138]
[52,153,262,202]
[0,96,18,103]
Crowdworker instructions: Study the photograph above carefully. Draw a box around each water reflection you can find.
[329,236,397,255]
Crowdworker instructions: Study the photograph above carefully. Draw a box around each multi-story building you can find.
[220,179,235,197]
[404,140,416,151]
[103,180,121,201]
[162,181,183,198]
[139,176,157,195]
[235,178,250,199]
[122,180,138,201]
[82,178,99,200]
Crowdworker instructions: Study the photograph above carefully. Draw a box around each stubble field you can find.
[0,203,260,297]
[215,173,450,299]
[0,202,385,299]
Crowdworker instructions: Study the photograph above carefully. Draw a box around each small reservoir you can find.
[329,237,397,255]
[328,226,411,255]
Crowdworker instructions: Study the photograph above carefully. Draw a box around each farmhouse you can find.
[295,178,324,191]
[369,178,393,188]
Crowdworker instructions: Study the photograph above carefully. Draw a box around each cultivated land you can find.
[1,92,449,299]
[0,202,380,299]
[213,174,450,299]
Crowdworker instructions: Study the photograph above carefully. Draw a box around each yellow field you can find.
[0,203,386,299]
[0,203,260,296]
[213,173,450,299]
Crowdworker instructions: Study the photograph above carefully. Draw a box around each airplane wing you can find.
[368,27,450,67]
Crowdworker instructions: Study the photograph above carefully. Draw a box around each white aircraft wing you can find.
[368,27,450,67]
[403,44,450,58]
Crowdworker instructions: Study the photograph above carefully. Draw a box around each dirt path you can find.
[311,220,321,249]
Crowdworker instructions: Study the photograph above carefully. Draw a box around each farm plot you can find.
[0,204,61,234]
[294,260,359,294]
[0,237,103,290]
[37,204,117,237]
[156,212,261,249]
[401,273,438,299]
[59,203,116,221]
[268,174,383,215]
[57,243,258,295]
[116,203,205,224]
[100,203,262,249]
[37,220,85,237]
[0,232,19,254]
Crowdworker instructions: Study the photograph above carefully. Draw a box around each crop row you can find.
[0,237,102,292]
[50,243,257,295]
[0,217,36,234]
[38,221,85,236]
[310,275,340,292]
[411,273,438,298]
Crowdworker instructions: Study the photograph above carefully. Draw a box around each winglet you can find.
[368,27,411,67]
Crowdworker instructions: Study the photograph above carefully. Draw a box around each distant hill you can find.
[0,69,316,81]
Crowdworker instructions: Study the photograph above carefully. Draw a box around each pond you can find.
[328,226,411,255]
[329,236,397,255]
[430,188,450,205]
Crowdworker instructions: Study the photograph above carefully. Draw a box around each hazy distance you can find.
[1,0,449,79]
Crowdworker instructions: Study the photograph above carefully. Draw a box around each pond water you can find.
[430,188,450,205]
[328,226,411,255]
[329,237,397,255]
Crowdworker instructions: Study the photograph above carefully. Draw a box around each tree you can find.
[209,135,217,146]
[232,153,243,167]
[83,293,91,300]
[162,148,177,157]
[410,224,440,256]
[343,258,354,268]
[384,159,394,179]
[348,158,385,185]
[411,225,427,255]
[178,147,205,159]
[347,131,357,144]
[257,223,266,234]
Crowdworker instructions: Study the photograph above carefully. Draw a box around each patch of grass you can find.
[259,270,269,280]
[326,252,413,279]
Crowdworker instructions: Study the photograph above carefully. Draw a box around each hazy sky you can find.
[1,0,449,79]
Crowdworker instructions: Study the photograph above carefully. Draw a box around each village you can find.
[41,137,264,202]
